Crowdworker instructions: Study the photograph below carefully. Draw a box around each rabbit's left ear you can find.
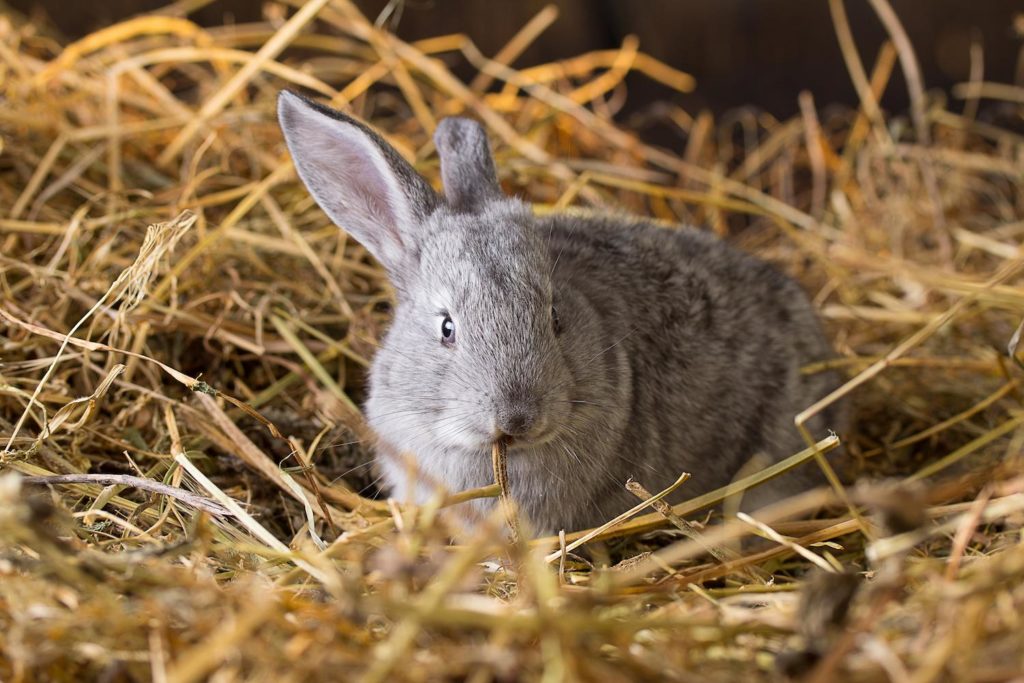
[278,91,439,273]
[434,117,502,213]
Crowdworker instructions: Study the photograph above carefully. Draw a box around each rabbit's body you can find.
[372,210,841,531]
[278,92,845,534]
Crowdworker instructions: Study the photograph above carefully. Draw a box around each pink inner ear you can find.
[284,105,410,268]
[320,144,399,234]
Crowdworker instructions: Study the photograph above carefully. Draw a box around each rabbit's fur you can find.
[278,91,845,533]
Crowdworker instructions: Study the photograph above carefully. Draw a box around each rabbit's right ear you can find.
[278,91,439,272]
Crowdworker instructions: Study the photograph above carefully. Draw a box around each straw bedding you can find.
[1,1,1023,680]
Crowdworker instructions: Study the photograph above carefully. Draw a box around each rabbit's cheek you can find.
[421,398,498,450]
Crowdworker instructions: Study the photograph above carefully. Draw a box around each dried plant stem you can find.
[543,471,691,562]
[866,0,948,253]
[166,406,335,586]
[798,91,827,220]
[156,0,332,165]
[2,211,195,453]
[828,0,889,136]
[491,439,521,543]
[542,434,840,548]
[20,473,232,516]
[613,488,838,587]
[736,512,837,573]
[469,5,558,93]
[797,257,1024,429]
[625,478,736,565]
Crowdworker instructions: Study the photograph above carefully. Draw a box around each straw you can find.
[2,2,1023,680]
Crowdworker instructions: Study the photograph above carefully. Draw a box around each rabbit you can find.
[277,90,846,534]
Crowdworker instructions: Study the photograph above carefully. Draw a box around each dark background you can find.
[9,0,1023,117]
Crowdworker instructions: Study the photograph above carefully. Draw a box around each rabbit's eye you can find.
[441,314,456,345]
[551,306,562,336]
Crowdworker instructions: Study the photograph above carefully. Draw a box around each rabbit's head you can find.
[278,92,575,453]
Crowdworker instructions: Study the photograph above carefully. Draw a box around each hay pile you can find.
[2,1,1024,680]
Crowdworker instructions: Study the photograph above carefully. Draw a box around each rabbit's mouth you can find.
[498,427,561,451]
[443,402,570,452]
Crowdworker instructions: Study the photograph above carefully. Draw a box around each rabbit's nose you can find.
[496,404,539,437]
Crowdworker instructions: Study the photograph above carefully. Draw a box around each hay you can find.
[2,1,1024,680]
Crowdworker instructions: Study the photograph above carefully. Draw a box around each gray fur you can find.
[434,117,501,212]
[278,92,846,534]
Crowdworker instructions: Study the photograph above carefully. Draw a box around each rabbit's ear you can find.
[434,117,501,212]
[278,91,439,271]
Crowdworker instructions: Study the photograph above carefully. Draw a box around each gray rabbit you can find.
[277,91,845,534]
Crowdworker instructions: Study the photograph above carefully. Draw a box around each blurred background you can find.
[8,0,1023,118]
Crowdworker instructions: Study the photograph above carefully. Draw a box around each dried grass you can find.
[2,1,1024,681]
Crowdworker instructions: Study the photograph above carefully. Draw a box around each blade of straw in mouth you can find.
[491,439,521,543]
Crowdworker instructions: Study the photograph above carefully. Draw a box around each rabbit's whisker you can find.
[314,438,367,452]
[328,459,377,485]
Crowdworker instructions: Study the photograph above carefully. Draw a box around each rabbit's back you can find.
[538,212,844,524]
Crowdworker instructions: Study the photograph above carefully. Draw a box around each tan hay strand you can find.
[491,438,520,543]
